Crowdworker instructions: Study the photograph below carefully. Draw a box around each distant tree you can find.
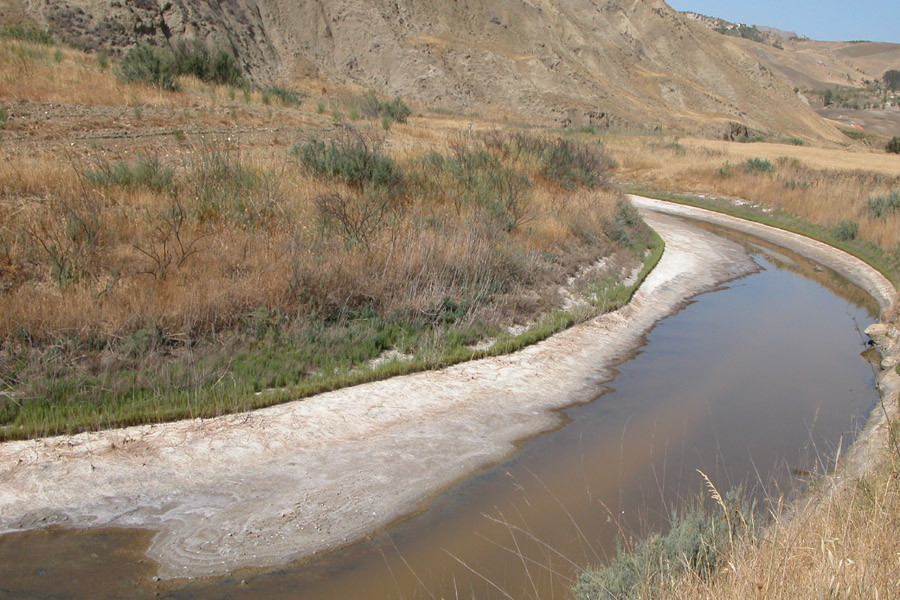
[736,24,765,43]
[887,136,900,154]
[714,22,765,43]
[884,70,900,91]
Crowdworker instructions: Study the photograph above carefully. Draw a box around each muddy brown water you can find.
[0,228,880,600]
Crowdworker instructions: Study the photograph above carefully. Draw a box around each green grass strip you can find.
[1,231,664,441]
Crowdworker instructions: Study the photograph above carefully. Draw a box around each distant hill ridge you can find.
[682,11,806,46]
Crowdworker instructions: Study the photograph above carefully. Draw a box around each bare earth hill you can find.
[6,0,845,141]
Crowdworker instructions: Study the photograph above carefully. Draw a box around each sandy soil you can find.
[0,198,895,579]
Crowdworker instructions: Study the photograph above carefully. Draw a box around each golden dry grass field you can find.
[605,134,900,254]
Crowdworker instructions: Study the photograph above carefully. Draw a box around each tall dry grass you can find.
[0,38,651,437]
[0,127,639,437]
[0,38,181,106]
[606,135,900,252]
[0,133,624,340]
[578,456,900,600]
[637,450,900,600]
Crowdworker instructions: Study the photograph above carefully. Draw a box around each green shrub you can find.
[884,69,900,91]
[716,23,765,43]
[735,133,767,143]
[381,96,412,123]
[539,138,608,189]
[172,40,245,87]
[887,137,900,154]
[743,157,776,173]
[716,162,735,178]
[117,41,246,90]
[170,39,209,79]
[832,219,859,241]
[83,156,175,194]
[187,144,271,222]
[0,26,53,45]
[118,45,180,91]
[782,178,810,191]
[358,91,382,119]
[603,198,643,247]
[664,141,687,154]
[291,127,404,192]
[356,91,412,124]
[438,145,532,230]
[574,492,750,600]
[207,50,245,86]
[264,86,303,107]
[866,190,900,219]
[843,129,867,141]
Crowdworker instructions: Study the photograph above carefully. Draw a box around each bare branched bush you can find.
[315,189,394,251]
[131,201,208,279]
[22,191,105,288]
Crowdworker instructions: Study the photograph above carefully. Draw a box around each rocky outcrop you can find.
[865,323,900,371]
[22,0,282,80]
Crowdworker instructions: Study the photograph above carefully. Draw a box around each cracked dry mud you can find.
[0,197,895,579]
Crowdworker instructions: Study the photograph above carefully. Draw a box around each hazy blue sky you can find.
[666,0,900,44]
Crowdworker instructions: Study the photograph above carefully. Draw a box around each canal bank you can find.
[0,197,896,593]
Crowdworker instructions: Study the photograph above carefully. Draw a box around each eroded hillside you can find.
[8,0,843,140]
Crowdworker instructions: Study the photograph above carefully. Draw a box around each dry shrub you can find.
[0,128,631,340]
[657,456,900,600]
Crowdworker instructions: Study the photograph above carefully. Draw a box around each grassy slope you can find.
[0,35,660,440]
[606,135,900,284]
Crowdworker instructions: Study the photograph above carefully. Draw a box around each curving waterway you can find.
[0,218,882,599]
